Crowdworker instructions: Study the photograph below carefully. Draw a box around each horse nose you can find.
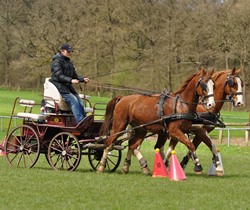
[206,103,212,109]
[236,101,243,107]
[207,101,215,109]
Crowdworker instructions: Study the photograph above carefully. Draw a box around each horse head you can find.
[224,68,244,107]
[196,67,215,110]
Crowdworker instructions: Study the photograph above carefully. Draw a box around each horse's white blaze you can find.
[206,79,215,108]
[235,77,244,106]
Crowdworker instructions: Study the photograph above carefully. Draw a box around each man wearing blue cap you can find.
[50,44,89,124]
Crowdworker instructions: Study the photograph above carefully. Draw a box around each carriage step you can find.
[83,143,125,150]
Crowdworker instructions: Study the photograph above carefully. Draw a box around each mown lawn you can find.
[0,142,249,210]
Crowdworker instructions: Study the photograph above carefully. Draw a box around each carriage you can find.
[1,68,243,176]
[2,78,127,172]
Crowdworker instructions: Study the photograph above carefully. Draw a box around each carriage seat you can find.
[43,78,93,113]
[17,112,46,121]
[16,99,46,121]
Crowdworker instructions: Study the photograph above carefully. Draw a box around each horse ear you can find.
[236,68,241,75]
[208,69,214,77]
[200,66,206,76]
[231,67,236,75]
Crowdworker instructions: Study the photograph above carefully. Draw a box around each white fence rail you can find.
[215,125,250,146]
[0,116,22,132]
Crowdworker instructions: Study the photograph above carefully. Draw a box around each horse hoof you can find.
[142,167,150,175]
[96,166,105,173]
[121,167,129,174]
[194,164,203,175]
[216,170,224,176]
[195,171,203,175]
[215,165,224,176]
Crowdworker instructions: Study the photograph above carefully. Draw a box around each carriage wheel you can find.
[4,125,40,168]
[47,132,81,172]
[88,148,122,172]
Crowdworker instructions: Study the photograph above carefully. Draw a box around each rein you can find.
[87,80,159,95]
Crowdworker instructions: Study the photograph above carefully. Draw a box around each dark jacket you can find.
[50,53,84,94]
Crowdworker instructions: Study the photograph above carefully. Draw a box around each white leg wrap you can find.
[164,147,173,162]
[134,148,143,160]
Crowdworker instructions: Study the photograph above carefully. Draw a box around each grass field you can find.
[0,89,249,209]
[0,142,249,210]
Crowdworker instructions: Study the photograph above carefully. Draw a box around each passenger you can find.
[50,44,89,124]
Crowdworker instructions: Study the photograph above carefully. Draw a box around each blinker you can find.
[200,82,207,92]
[227,77,235,87]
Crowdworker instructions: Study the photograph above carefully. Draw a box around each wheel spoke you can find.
[88,149,122,172]
[48,132,81,171]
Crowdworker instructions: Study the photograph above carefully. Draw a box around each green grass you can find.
[0,142,249,210]
[0,89,249,209]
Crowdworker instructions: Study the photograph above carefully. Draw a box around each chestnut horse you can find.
[164,68,244,176]
[97,68,215,174]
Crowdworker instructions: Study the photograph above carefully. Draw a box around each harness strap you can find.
[157,91,170,136]
[157,92,169,118]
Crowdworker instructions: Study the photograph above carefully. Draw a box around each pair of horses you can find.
[165,68,243,175]
[97,67,244,175]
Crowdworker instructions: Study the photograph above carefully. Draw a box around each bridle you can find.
[196,76,214,106]
[224,73,243,104]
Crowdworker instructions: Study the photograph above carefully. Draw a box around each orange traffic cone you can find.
[152,148,169,178]
[169,150,187,181]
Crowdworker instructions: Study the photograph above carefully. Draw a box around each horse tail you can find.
[99,95,123,136]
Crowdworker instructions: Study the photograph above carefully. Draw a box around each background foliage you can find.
[0,0,249,110]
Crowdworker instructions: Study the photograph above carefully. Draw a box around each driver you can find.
[50,44,89,124]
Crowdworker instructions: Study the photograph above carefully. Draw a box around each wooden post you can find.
[218,129,223,144]
[245,129,249,146]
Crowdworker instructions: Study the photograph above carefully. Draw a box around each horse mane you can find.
[212,70,229,81]
[174,71,200,94]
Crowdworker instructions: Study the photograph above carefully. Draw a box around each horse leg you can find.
[122,128,150,175]
[210,143,223,176]
[163,137,178,168]
[213,145,224,176]
[121,148,133,174]
[134,147,150,175]
[180,131,202,169]
[199,127,224,176]
[188,128,223,176]
[97,144,113,173]
[169,128,203,174]
[154,133,168,159]
[97,118,128,173]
